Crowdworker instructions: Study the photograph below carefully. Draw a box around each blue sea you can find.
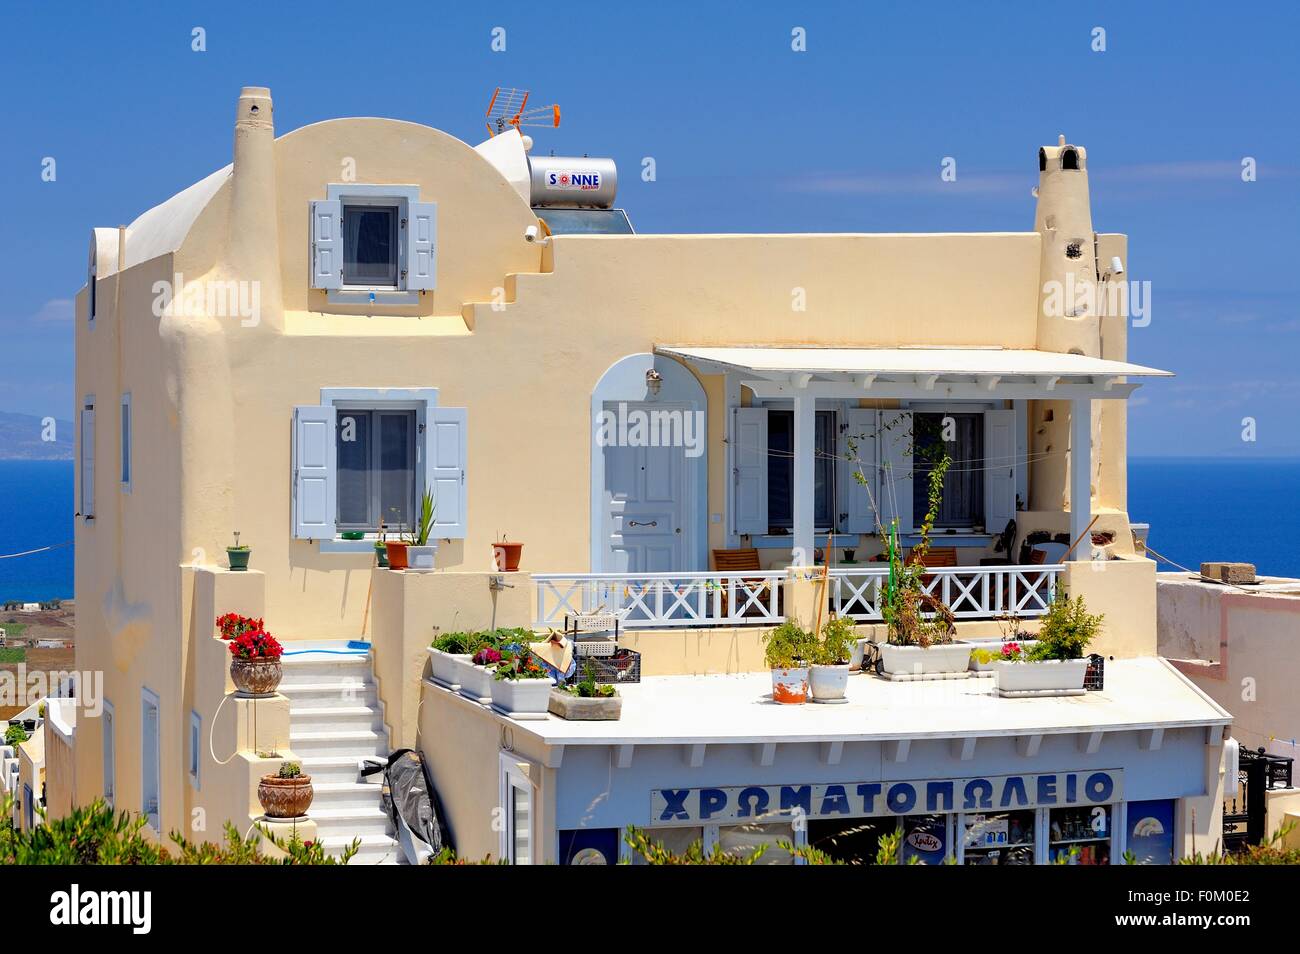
[0,457,1296,601]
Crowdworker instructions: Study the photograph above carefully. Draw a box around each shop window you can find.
[807,817,898,864]
[900,814,950,864]
[559,828,620,865]
[718,821,796,865]
[962,810,1035,865]
[627,826,704,865]
[1049,805,1111,864]
[1126,800,1176,865]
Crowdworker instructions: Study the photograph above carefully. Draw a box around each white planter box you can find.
[969,640,1040,671]
[407,544,438,571]
[458,663,495,705]
[877,642,971,677]
[427,648,471,690]
[992,658,1088,694]
[490,676,554,720]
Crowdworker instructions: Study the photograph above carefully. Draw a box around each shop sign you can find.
[650,770,1122,825]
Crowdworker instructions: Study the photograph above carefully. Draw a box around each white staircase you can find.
[278,649,401,865]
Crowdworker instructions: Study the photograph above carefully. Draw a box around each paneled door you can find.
[600,402,689,573]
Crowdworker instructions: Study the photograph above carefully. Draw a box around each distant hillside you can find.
[0,411,73,460]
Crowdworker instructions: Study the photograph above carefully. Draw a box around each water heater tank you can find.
[528,156,617,209]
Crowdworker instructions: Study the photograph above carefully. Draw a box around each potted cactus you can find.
[226,531,251,571]
[258,760,313,819]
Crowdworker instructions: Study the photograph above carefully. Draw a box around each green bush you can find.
[762,620,817,669]
[813,615,857,666]
[0,796,356,864]
[1030,593,1102,660]
[4,725,28,748]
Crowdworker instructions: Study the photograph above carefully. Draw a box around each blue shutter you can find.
[407,201,437,290]
[731,407,768,535]
[427,407,467,539]
[293,405,336,539]
[878,410,913,534]
[840,408,878,534]
[310,200,342,289]
[983,409,1017,536]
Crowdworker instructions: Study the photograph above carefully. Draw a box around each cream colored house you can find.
[50,86,1232,864]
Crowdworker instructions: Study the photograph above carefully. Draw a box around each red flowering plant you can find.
[472,646,502,667]
[1000,641,1025,662]
[492,648,550,681]
[217,613,263,641]
[229,628,284,660]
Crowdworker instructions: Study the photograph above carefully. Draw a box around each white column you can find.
[1070,398,1091,554]
[792,393,815,566]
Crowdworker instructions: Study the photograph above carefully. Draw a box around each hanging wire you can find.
[0,541,73,560]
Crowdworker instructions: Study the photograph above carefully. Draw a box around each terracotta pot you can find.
[385,541,409,570]
[257,774,314,819]
[230,656,282,695]
[492,542,524,572]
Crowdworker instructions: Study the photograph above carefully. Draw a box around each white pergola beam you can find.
[744,379,1139,402]
[792,393,815,565]
[1070,398,1092,550]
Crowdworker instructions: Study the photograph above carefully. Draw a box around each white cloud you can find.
[32,298,74,323]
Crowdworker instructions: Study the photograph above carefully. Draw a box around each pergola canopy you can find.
[656,346,1171,400]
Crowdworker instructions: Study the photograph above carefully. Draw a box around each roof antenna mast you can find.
[484,87,561,138]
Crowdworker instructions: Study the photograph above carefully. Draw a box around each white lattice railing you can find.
[534,571,787,628]
[829,564,1064,621]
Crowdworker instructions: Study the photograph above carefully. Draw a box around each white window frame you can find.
[79,396,95,521]
[120,392,132,493]
[141,687,161,832]
[324,184,423,305]
[334,406,418,534]
[498,752,537,865]
[188,710,201,790]
[87,239,97,328]
[102,700,115,807]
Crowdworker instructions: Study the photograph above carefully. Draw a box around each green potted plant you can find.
[810,615,855,704]
[489,647,554,719]
[228,625,284,696]
[763,620,817,704]
[549,662,622,720]
[873,453,970,677]
[406,489,438,571]
[374,521,389,568]
[427,631,476,690]
[227,531,250,571]
[257,760,314,819]
[991,593,1101,695]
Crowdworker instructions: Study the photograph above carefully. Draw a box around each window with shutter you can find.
[80,400,95,519]
[292,405,337,540]
[840,408,879,534]
[878,410,914,534]
[731,407,768,535]
[311,186,436,301]
[427,407,468,539]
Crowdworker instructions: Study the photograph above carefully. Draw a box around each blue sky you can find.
[1,0,1296,455]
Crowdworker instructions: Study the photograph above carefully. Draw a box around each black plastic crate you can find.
[577,648,641,685]
[1084,653,1105,691]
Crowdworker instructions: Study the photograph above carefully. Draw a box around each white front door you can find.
[601,402,689,573]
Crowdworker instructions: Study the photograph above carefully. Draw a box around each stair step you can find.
[289,706,384,732]
[299,757,382,785]
[279,682,378,705]
[320,834,402,865]
[289,729,388,758]
[311,806,392,838]
[310,782,385,810]
[278,657,374,686]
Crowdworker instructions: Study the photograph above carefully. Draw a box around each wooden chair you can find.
[711,548,779,618]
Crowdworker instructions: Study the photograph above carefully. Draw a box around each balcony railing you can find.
[534,564,1063,629]
[534,571,786,628]
[830,564,1064,622]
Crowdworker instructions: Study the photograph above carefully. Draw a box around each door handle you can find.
[628,520,658,528]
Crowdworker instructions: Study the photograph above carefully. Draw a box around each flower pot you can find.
[257,774,314,819]
[849,637,870,672]
[490,676,553,720]
[548,689,622,721]
[227,547,250,571]
[374,544,389,568]
[458,664,496,705]
[385,542,409,570]
[992,658,1088,695]
[230,656,282,696]
[427,648,471,690]
[492,542,524,572]
[770,666,809,704]
[809,664,851,704]
[407,543,438,571]
[877,642,971,678]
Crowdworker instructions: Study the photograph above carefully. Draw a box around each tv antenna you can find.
[484,87,560,137]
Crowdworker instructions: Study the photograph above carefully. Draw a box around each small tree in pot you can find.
[764,621,818,705]
[809,616,856,704]
[258,760,314,819]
